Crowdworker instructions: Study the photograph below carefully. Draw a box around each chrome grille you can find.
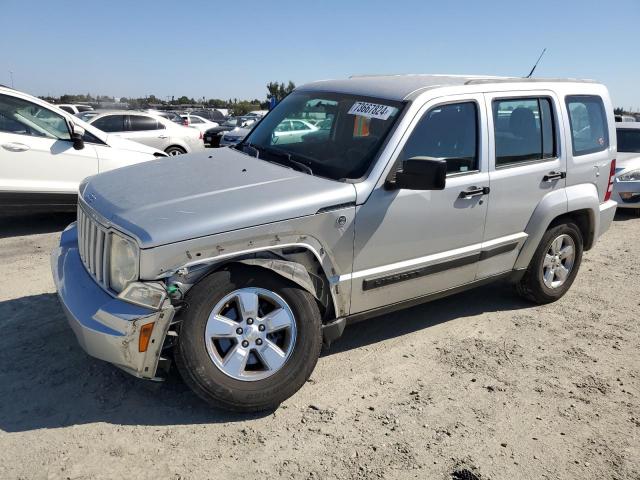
[77,205,110,289]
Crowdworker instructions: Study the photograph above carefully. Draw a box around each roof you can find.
[297,74,597,101]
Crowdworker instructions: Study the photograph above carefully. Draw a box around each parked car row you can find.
[0,86,166,212]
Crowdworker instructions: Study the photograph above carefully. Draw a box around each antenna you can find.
[526,48,547,78]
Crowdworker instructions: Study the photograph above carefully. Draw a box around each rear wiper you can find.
[254,145,313,175]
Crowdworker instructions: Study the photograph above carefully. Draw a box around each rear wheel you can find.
[165,146,186,156]
[175,266,322,411]
[516,223,583,304]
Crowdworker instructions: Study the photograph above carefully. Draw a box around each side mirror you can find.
[392,157,447,190]
[69,123,85,150]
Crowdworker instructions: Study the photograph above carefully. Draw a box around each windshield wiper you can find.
[252,145,313,175]
[237,142,259,157]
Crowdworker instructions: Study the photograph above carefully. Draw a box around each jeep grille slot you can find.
[77,205,110,290]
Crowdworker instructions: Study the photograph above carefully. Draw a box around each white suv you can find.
[88,111,205,156]
[0,86,166,213]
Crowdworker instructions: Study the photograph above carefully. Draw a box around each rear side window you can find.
[400,101,478,174]
[617,128,640,153]
[92,115,125,133]
[492,97,556,166]
[566,95,609,156]
[129,115,161,131]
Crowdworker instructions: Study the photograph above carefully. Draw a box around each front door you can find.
[350,95,490,314]
[478,91,567,278]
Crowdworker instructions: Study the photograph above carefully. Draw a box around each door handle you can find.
[543,171,566,182]
[158,135,168,139]
[1,142,30,152]
[459,186,490,199]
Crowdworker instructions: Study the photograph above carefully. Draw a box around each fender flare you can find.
[514,184,599,270]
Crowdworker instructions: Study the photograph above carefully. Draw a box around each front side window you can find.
[566,95,609,156]
[493,97,556,166]
[243,92,403,180]
[92,115,126,133]
[129,115,160,131]
[617,128,640,153]
[0,94,70,140]
[399,102,478,174]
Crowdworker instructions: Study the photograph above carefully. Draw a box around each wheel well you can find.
[172,246,336,320]
[549,209,595,250]
[165,145,186,153]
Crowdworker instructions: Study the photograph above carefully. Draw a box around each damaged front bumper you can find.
[51,223,175,380]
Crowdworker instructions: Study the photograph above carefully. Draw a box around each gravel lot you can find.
[0,211,638,480]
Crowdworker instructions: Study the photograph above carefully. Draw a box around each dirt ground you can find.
[0,211,638,480]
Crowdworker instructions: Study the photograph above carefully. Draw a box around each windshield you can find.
[617,128,640,153]
[241,91,403,180]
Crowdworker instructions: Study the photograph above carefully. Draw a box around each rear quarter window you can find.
[566,95,609,156]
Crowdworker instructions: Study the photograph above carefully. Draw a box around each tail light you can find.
[604,159,616,202]
[199,131,204,140]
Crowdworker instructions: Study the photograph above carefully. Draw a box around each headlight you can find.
[118,282,167,310]
[618,169,640,182]
[109,233,139,292]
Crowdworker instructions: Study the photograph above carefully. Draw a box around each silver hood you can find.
[82,148,356,248]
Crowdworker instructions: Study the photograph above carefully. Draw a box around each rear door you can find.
[125,115,168,150]
[478,91,566,278]
[0,93,98,205]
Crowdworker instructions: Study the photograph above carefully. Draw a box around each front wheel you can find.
[175,266,323,412]
[516,222,584,304]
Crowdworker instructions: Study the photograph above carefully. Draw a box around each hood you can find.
[104,134,166,156]
[82,148,356,248]
[617,152,640,172]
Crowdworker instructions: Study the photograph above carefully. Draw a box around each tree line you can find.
[39,81,296,116]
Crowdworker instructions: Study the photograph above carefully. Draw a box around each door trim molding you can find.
[348,232,527,291]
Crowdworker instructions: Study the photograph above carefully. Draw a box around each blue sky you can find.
[2,0,639,108]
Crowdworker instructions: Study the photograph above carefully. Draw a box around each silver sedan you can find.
[614,122,640,211]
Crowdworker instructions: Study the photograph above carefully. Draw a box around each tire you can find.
[175,265,322,412]
[516,222,584,304]
[165,146,186,156]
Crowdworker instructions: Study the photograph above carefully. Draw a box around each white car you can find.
[272,118,319,145]
[88,111,205,156]
[180,114,219,133]
[57,104,94,115]
[613,122,640,211]
[0,86,166,213]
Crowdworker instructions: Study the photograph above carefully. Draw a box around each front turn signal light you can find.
[139,322,155,352]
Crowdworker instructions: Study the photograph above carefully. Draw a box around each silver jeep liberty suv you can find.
[52,75,618,411]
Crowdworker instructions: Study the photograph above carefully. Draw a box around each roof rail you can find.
[465,77,597,85]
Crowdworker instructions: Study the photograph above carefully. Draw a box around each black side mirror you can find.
[67,121,85,150]
[392,157,447,190]
[71,132,85,150]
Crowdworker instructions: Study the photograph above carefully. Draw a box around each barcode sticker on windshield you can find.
[348,102,396,120]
